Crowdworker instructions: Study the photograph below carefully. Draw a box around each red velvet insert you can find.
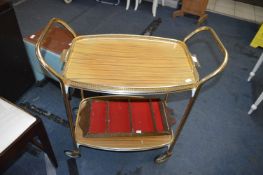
[87,99,166,135]
[131,101,154,133]
[152,101,164,132]
[109,101,130,133]
[88,100,107,134]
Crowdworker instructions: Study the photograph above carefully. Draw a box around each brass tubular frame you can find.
[184,26,228,86]
[35,18,80,156]
[36,18,77,81]
[81,90,85,99]
[155,26,228,163]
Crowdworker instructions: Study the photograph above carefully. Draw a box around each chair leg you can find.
[248,91,263,115]
[248,52,263,82]
[126,0,130,10]
[36,120,58,168]
[152,0,158,17]
[134,0,139,10]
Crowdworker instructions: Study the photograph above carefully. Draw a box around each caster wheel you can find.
[64,0,72,4]
[154,152,172,164]
[64,150,81,158]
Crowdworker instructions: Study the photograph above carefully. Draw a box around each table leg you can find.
[36,120,58,167]
[172,9,184,19]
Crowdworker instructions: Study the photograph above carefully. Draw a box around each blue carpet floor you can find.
[4,0,263,174]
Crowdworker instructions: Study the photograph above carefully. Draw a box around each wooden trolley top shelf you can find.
[63,34,199,94]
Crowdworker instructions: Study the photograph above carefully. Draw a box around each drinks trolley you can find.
[35,18,228,163]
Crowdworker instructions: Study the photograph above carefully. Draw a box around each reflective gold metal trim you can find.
[184,26,229,86]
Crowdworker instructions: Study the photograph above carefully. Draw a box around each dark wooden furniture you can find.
[23,25,74,82]
[235,0,263,7]
[0,0,35,102]
[172,0,208,25]
[0,98,58,174]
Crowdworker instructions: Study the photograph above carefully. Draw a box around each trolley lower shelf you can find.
[75,132,173,151]
[75,96,174,151]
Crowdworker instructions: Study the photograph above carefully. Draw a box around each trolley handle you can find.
[35,18,77,82]
[183,26,228,86]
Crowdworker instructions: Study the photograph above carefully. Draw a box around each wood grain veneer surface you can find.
[63,35,199,92]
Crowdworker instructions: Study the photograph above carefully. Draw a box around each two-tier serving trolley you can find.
[35,18,228,163]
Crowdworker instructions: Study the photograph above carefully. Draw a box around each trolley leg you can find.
[81,90,85,100]
[163,93,176,125]
[61,84,81,158]
[155,87,201,164]
[164,94,169,104]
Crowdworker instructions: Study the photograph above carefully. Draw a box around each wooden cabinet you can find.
[0,0,35,102]
[172,0,208,24]
[235,0,263,7]
[24,26,74,82]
